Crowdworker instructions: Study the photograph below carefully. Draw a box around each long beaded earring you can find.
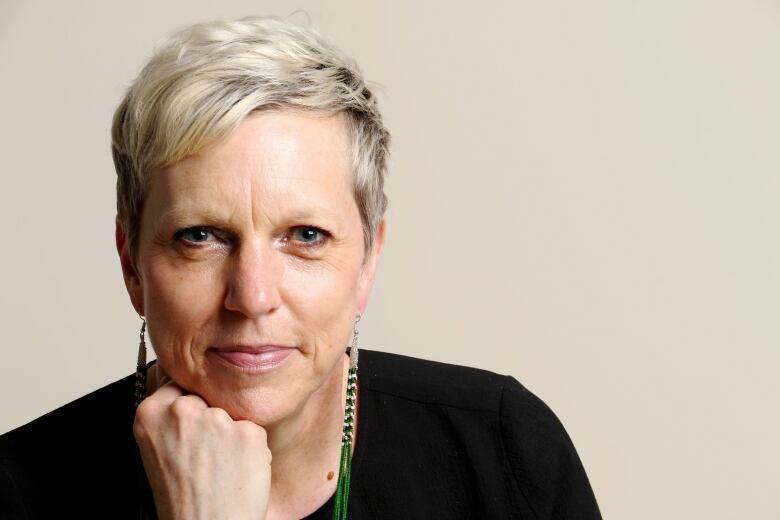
[134,317,147,408]
[333,314,361,520]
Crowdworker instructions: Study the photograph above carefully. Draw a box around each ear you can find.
[115,217,144,316]
[357,218,386,315]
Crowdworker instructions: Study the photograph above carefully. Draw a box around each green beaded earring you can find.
[332,314,360,520]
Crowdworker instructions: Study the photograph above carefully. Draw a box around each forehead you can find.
[146,110,356,221]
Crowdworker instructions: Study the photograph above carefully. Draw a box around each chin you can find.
[201,381,301,426]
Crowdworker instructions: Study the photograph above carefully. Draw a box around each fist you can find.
[133,380,272,520]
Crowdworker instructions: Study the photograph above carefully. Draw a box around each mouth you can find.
[208,344,296,372]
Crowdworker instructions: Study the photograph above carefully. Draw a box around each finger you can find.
[147,379,185,405]
[174,393,209,409]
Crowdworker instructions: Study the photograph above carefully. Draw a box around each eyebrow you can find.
[158,206,227,225]
[158,205,346,229]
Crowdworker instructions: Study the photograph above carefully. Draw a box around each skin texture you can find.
[116,110,385,519]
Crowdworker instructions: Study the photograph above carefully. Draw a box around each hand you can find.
[133,379,272,520]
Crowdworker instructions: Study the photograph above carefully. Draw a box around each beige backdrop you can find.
[1,1,778,518]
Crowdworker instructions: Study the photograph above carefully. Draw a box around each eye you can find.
[174,227,216,244]
[288,226,330,247]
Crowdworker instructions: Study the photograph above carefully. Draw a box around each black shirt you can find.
[0,349,601,519]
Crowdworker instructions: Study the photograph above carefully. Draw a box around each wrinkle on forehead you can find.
[143,110,358,236]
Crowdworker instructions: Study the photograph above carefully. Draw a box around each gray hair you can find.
[112,16,390,255]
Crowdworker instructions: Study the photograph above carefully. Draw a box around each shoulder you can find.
[0,373,140,516]
[358,348,578,432]
[358,348,508,411]
[357,349,601,518]
[358,349,568,420]
[0,372,135,452]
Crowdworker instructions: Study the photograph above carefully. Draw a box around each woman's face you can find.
[117,110,384,426]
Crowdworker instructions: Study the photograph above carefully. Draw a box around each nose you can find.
[223,240,282,318]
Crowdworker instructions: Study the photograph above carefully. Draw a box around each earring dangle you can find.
[349,313,360,371]
[134,317,147,408]
[333,314,361,520]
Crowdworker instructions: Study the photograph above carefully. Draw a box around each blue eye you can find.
[290,226,328,246]
[176,227,214,244]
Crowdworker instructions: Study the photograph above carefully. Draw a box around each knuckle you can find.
[204,406,230,423]
[132,401,158,440]
[169,395,199,416]
[235,422,272,461]
[168,398,187,416]
[237,420,266,439]
[132,417,150,442]
[134,398,155,418]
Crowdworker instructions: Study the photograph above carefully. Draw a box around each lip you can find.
[208,345,295,372]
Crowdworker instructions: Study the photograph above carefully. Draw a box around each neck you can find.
[264,353,354,518]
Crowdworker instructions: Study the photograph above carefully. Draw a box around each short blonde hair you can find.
[112,16,390,254]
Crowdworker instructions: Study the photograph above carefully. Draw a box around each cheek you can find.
[283,260,361,344]
[142,258,223,349]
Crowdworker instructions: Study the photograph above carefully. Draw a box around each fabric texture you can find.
[0,349,601,519]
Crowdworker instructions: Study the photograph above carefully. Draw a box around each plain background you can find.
[1,1,778,518]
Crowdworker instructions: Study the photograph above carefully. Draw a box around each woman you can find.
[0,17,600,519]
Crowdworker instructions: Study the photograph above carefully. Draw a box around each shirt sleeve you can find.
[499,376,602,519]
